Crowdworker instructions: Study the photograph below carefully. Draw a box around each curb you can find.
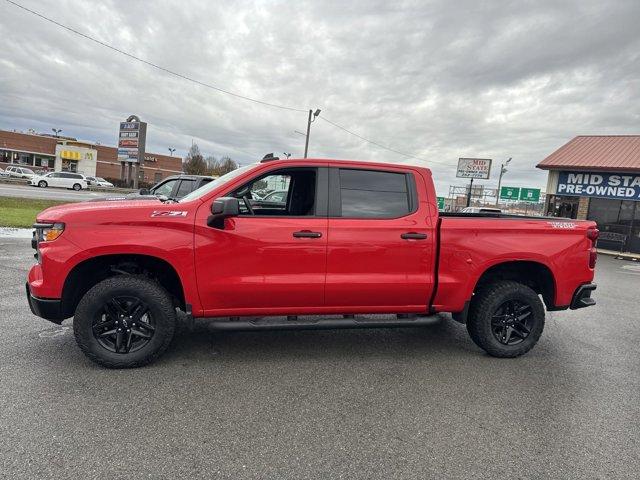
[597,249,640,262]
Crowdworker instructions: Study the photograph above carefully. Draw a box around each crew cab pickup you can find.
[26,158,598,368]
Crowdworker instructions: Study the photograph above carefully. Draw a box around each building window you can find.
[0,150,10,164]
[154,172,162,182]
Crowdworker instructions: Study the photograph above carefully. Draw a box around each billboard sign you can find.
[500,186,520,200]
[456,158,492,179]
[117,115,146,163]
[519,187,541,202]
[557,171,640,200]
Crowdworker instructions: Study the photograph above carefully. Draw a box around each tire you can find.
[72,183,82,191]
[73,276,176,368]
[38,180,47,188]
[466,280,545,358]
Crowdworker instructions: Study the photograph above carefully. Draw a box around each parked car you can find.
[261,190,288,203]
[461,207,503,214]
[92,175,215,201]
[0,167,8,177]
[29,171,88,190]
[27,158,598,368]
[85,176,114,188]
[5,165,36,179]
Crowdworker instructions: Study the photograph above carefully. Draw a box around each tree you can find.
[217,156,238,175]
[183,144,208,175]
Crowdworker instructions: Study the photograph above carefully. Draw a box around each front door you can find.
[194,166,329,315]
[325,167,436,312]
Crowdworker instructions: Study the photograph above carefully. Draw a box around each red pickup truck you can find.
[27,158,598,368]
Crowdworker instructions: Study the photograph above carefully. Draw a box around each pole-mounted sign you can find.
[117,115,147,188]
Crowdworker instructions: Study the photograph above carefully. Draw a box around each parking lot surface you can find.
[0,183,106,202]
[1,238,638,479]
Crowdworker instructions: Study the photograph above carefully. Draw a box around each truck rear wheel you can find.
[73,276,176,368]
[466,281,545,358]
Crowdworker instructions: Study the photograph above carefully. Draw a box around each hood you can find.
[36,199,162,222]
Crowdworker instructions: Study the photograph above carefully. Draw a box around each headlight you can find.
[33,222,65,242]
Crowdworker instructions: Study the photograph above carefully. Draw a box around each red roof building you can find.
[537,135,640,253]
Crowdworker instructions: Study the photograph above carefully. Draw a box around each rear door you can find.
[325,166,436,311]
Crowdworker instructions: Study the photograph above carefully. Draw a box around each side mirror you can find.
[139,188,150,195]
[208,197,240,228]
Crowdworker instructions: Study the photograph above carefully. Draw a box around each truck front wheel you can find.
[466,281,545,358]
[73,276,176,368]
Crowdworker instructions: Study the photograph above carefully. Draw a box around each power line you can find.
[4,0,307,113]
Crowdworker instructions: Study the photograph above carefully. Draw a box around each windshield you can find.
[179,163,259,202]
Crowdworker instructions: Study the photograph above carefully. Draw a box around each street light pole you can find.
[168,147,176,156]
[303,109,321,158]
[495,157,512,206]
[52,128,62,138]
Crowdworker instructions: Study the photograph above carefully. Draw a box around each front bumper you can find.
[570,283,597,309]
[26,283,64,324]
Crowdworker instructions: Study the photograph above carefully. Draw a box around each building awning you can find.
[537,135,640,173]
[60,150,82,160]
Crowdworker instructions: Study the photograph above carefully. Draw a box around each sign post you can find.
[456,158,492,207]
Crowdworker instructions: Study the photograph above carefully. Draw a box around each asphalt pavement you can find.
[0,239,638,479]
[0,183,108,201]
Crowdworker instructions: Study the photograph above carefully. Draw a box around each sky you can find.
[1,0,639,195]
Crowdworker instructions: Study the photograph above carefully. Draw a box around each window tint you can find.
[230,168,316,216]
[338,169,410,218]
[175,179,196,198]
[153,179,177,197]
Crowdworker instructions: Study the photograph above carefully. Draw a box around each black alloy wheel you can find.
[92,296,155,354]
[490,299,533,345]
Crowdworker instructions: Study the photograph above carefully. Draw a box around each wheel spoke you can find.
[93,317,115,331]
[131,328,151,339]
[503,326,513,344]
[135,320,155,332]
[98,328,117,338]
[114,330,124,352]
[513,321,531,335]
[124,330,133,353]
[517,310,532,321]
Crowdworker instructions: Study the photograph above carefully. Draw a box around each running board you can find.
[202,315,438,332]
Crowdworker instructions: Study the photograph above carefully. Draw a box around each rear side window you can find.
[336,169,412,218]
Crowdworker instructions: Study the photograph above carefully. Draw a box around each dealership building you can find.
[537,135,640,254]
[0,129,183,184]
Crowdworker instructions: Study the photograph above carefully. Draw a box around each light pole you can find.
[495,157,512,206]
[303,109,321,158]
[52,128,62,138]
[283,152,291,159]
[168,147,176,156]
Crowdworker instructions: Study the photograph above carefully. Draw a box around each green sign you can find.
[500,186,520,200]
[519,187,541,202]
[436,196,445,210]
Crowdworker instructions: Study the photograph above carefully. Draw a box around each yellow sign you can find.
[60,150,81,160]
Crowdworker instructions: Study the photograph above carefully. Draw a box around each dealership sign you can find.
[456,158,492,179]
[557,171,640,200]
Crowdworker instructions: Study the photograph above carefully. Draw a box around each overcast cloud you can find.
[1,0,639,193]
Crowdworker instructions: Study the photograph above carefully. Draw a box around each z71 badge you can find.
[151,211,188,218]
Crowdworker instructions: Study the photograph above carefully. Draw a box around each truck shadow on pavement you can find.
[161,314,479,365]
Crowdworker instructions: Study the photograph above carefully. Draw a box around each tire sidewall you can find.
[74,277,175,367]
[73,183,81,190]
[38,181,47,188]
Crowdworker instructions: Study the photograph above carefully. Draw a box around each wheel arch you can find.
[61,253,186,318]
[472,260,557,310]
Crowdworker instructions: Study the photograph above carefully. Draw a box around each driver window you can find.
[231,168,316,216]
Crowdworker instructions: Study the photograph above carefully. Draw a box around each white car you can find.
[85,176,114,188]
[30,171,88,191]
[0,167,8,177]
[5,165,36,179]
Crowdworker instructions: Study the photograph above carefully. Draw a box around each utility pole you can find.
[303,109,321,158]
[466,178,474,207]
[495,157,512,206]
